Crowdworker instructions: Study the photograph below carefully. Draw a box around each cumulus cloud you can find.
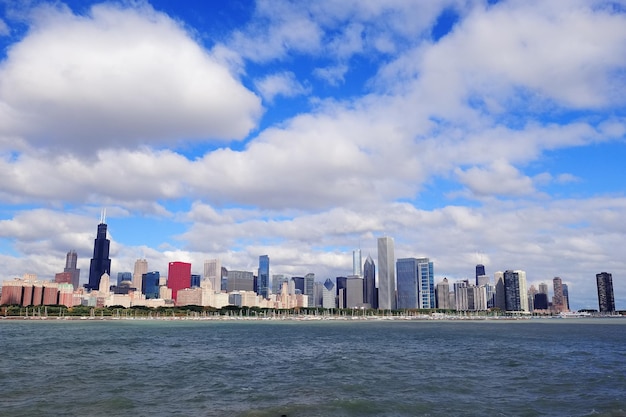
[0,3,262,154]
[254,71,310,103]
[0,18,9,36]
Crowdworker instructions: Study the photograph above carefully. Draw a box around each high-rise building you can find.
[418,258,435,309]
[226,270,255,292]
[596,272,615,313]
[191,274,201,288]
[336,276,347,309]
[436,278,450,309]
[363,255,376,309]
[397,258,419,309]
[86,215,111,291]
[346,275,364,308]
[353,249,362,277]
[538,282,549,295]
[142,271,160,299]
[258,255,270,299]
[304,273,315,307]
[503,270,529,312]
[494,271,506,311]
[552,277,566,313]
[117,272,132,285]
[377,237,396,310]
[167,261,191,302]
[64,250,81,290]
[272,274,288,295]
[204,259,222,294]
[562,284,570,310]
[133,259,148,294]
[475,264,486,286]
[322,278,335,309]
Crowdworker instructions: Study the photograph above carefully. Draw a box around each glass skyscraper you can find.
[258,255,270,299]
[396,258,419,309]
[377,237,396,310]
[142,271,160,299]
[86,219,111,291]
[363,255,376,309]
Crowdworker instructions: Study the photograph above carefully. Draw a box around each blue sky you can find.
[1,0,626,310]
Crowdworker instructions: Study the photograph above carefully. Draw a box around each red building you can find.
[55,272,73,285]
[167,261,191,303]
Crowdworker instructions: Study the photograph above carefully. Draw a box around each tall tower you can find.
[377,236,396,310]
[552,277,566,313]
[258,255,270,299]
[397,258,419,309]
[475,264,486,286]
[133,259,148,293]
[168,261,191,303]
[64,250,81,290]
[596,272,615,313]
[86,212,111,291]
[363,255,376,309]
[436,278,450,309]
[352,249,362,277]
[204,259,222,293]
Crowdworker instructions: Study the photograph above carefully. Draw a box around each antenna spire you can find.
[100,208,107,224]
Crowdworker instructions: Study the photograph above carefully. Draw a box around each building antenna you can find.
[100,208,107,224]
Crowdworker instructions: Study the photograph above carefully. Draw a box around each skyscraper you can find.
[397,258,419,309]
[353,249,362,277]
[503,270,529,312]
[494,271,506,311]
[167,261,191,303]
[142,271,160,299]
[475,264,486,285]
[377,237,396,310]
[436,278,450,309]
[552,277,566,313]
[86,214,111,291]
[596,272,615,313]
[418,258,435,309]
[322,278,335,309]
[258,255,270,299]
[133,259,148,294]
[64,250,81,290]
[363,255,376,309]
[204,259,222,293]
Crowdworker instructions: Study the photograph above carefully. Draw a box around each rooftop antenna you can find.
[100,208,106,224]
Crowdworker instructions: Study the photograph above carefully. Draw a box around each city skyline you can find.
[0,1,625,311]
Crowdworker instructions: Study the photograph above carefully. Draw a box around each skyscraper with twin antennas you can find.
[86,209,111,291]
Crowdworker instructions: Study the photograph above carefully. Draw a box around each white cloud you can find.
[0,18,9,36]
[255,72,310,103]
[0,3,262,154]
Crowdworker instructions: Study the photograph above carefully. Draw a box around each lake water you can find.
[1,318,625,416]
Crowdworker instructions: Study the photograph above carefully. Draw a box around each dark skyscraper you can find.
[363,255,376,309]
[86,214,111,291]
[64,250,81,290]
[475,264,485,286]
[142,271,160,299]
[258,255,270,298]
[596,272,615,313]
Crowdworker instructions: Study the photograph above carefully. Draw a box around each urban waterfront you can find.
[1,319,625,417]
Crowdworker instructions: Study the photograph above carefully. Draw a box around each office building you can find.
[377,237,396,310]
[167,261,192,302]
[336,276,347,309]
[204,259,222,293]
[353,249,362,277]
[64,250,81,290]
[191,274,201,288]
[226,270,255,292]
[142,271,160,299]
[322,279,335,309]
[258,255,270,299]
[345,275,364,308]
[436,278,450,309]
[418,258,435,309]
[133,259,148,294]
[596,272,615,313]
[494,271,506,310]
[397,258,419,309]
[304,273,315,307]
[363,255,376,309]
[86,213,111,291]
[117,272,132,285]
[475,264,485,286]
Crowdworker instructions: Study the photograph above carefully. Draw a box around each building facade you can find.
[596,272,615,313]
[167,261,191,302]
[258,255,270,299]
[377,237,396,310]
[86,218,111,291]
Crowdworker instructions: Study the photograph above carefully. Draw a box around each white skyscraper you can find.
[377,237,396,310]
[132,259,148,294]
[352,249,362,277]
[204,259,222,293]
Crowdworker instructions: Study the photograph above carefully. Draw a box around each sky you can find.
[0,0,625,311]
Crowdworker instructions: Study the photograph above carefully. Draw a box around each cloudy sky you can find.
[1,0,625,310]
